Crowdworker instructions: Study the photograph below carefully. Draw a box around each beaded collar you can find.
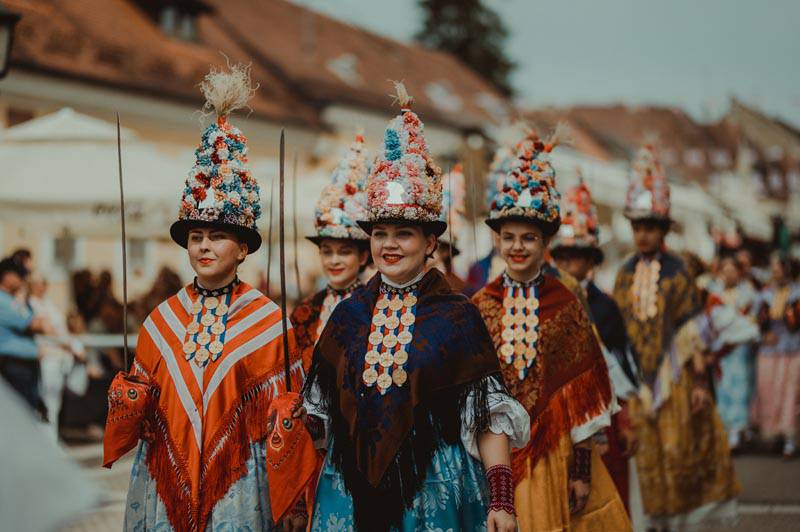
[193,276,241,298]
[379,270,425,295]
[328,279,363,297]
[502,270,544,289]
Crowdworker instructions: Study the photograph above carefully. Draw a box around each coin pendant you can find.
[514,296,527,309]
[197,332,212,345]
[524,348,537,361]
[397,330,413,345]
[393,349,409,365]
[191,301,203,314]
[362,368,378,385]
[501,328,515,343]
[384,315,400,330]
[369,331,384,346]
[372,313,387,327]
[513,327,526,341]
[500,343,514,358]
[209,340,224,355]
[514,357,527,370]
[204,297,219,310]
[502,314,515,327]
[392,367,408,386]
[382,334,398,349]
[201,313,216,327]
[400,312,416,327]
[377,372,392,389]
[503,296,515,309]
[375,297,390,310]
[388,297,404,312]
[183,341,197,354]
[211,321,226,335]
[525,314,539,327]
[186,321,200,335]
[403,294,418,307]
[525,330,538,343]
[379,352,394,368]
[528,297,540,310]
[216,302,229,315]
[365,350,380,365]
[196,348,210,363]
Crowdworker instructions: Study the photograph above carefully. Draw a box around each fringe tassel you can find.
[511,356,612,486]
[146,358,305,532]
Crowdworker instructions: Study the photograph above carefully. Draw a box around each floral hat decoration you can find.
[439,163,466,255]
[485,124,569,236]
[307,133,371,246]
[550,169,604,264]
[358,82,446,236]
[624,143,671,222]
[484,121,529,210]
[170,64,263,253]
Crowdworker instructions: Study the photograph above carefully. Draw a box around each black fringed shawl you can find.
[303,269,501,531]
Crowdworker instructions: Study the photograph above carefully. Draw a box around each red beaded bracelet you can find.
[486,464,515,516]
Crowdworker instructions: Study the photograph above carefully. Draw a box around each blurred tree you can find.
[415,0,515,96]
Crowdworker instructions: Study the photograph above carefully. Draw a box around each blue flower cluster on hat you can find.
[624,143,671,221]
[485,145,515,209]
[486,124,569,234]
[312,133,370,241]
[362,82,445,235]
[171,64,263,253]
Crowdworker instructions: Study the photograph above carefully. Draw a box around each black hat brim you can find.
[170,219,262,254]
[550,244,605,265]
[437,239,461,257]
[485,215,561,237]
[357,219,448,238]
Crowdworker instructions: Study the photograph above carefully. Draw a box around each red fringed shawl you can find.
[473,274,612,485]
[290,289,326,371]
[103,282,304,532]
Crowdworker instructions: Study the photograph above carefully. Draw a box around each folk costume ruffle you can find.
[104,281,304,532]
[303,269,508,532]
[473,273,630,531]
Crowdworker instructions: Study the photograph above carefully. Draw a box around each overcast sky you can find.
[293,0,800,127]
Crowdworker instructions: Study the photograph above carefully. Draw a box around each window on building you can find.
[135,0,210,42]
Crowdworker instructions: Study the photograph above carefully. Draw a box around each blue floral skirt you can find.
[715,343,755,437]
[310,442,489,531]
[124,440,274,531]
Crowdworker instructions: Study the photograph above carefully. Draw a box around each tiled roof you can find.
[7,0,511,131]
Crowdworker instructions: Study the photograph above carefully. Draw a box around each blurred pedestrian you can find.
[551,177,640,514]
[135,265,183,320]
[0,258,50,410]
[752,255,800,457]
[28,273,88,443]
[613,144,739,529]
[708,255,760,450]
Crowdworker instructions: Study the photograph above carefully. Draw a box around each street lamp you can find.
[0,4,21,80]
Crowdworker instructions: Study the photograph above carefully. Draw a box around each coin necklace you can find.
[631,258,660,321]
[316,281,362,339]
[500,273,540,381]
[183,288,233,368]
[362,284,418,394]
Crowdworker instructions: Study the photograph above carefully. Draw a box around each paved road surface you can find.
[61,448,800,531]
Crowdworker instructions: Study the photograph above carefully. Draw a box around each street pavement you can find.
[60,447,800,531]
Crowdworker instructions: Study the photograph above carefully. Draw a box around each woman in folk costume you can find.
[614,143,740,529]
[102,66,306,531]
[706,254,760,450]
[550,175,640,513]
[752,255,800,457]
[430,163,467,292]
[472,127,631,531]
[290,133,371,366]
[301,83,529,532]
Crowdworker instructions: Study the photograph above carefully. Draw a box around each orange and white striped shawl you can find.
[104,281,303,532]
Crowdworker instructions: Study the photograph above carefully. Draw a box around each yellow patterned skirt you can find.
[515,434,631,532]
[630,367,740,521]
